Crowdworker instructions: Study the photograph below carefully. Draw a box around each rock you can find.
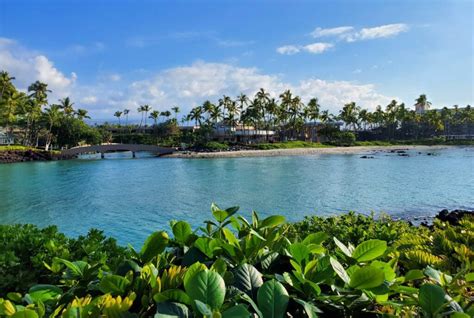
[436,209,474,225]
[360,155,374,159]
[398,153,409,157]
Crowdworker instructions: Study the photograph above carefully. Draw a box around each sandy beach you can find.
[165,145,456,159]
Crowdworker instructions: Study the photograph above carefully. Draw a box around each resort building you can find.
[0,130,14,145]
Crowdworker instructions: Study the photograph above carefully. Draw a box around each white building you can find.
[0,131,14,145]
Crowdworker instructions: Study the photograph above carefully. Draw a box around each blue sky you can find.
[0,0,472,120]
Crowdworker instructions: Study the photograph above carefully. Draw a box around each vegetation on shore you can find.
[1,205,472,317]
[2,70,473,154]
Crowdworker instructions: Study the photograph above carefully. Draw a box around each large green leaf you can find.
[155,301,191,318]
[349,266,385,289]
[184,269,225,310]
[28,284,62,303]
[222,304,251,318]
[153,289,192,306]
[289,243,310,265]
[333,238,352,258]
[98,274,130,295]
[233,263,263,299]
[183,262,207,291]
[257,280,289,318]
[211,203,239,222]
[260,215,286,228]
[352,239,387,262]
[11,310,39,318]
[140,231,169,263]
[303,232,329,245]
[172,221,193,244]
[329,257,350,284]
[418,284,446,316]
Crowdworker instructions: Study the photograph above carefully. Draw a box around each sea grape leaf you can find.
[184,269,225,310]
[28,284,62,303]
[302,232,329,245]
[172,221,192,244]
[289,243,311,265]
[349,266,385,289]
[334,238,352,258]
[232,263,263,299]
[98,275,130,295]
[418,284,446,316]
[330,257,350,284]
[155,301,191,318]
[352,239,387,262]
[257,280,289,318]
[222,304,251,318]
[140,231,169,263]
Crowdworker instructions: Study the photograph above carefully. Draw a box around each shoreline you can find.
[164,144,462,159]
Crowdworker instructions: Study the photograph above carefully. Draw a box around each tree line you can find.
[0,71,106,149]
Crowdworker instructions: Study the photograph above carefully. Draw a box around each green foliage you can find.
[326,131,356,146]
[1,206,473,317]
[255,141,329,150]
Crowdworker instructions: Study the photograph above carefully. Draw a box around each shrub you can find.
[0,206,472,317]
[326,131,356,146]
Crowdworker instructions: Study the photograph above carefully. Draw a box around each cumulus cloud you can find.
[303,43,333,54]
[277,42,332,55]
[276,45,300,55]
[0,37,76,99]
[311,26,354,38]
[117,61,393,118]
[0,38,394,120]
[344,24,409,42]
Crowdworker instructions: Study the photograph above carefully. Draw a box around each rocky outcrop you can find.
[436,209,474,225]
[0,150,69,164]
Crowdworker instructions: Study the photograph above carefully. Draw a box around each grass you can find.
[254,140,331,150]
[355,138,474,146]
[0,145,61,154]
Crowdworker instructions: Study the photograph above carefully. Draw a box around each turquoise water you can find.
[1,147,473,246]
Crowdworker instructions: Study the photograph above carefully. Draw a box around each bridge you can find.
[61,144,175,158]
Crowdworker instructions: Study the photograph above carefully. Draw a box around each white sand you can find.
[165,145,455,159]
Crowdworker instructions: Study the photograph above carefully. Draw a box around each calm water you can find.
[1,147,473,246]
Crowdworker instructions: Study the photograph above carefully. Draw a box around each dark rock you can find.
[436,209,474,225]
[398,153,409,157]
[360,155,375,159]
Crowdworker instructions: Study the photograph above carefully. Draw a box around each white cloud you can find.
[343,24,409,42]
[0,37,76,99]
[0,38,394,120]
[311,26,354,38]
[118,61,393,118]
[109,74,121,81]
[276,45,300,55]
[277,43,332,55]
[303,42,333,54]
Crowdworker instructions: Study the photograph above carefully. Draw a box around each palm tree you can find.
[339,102,360,131]
[189,106,204,126]
[58,97,75,117]
[149,110,160,126]
[75,109,90,120]
[141,105,151,127]
[305,98,320,141]
[114,111,123,126]
[0,71,15,98]
[123,109,130,126]
[161,110,172,122]
[44,104,62,151]
[415,94,431,111]
[171,106,180,122]
[27,81,50,146]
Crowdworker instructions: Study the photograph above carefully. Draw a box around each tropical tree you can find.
[59,97,75,117]
[75,109,90,120]
[114,111,123,126]
[339,102,360,131]
[171,106,180,122]
[305,97,320,141]
[43,104,62,151]
[149,110,160,126]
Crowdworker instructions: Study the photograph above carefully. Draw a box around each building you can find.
[0,131,14,145]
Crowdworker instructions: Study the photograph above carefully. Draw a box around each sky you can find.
[0,0,473,122]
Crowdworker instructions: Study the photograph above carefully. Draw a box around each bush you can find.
[326,131,356,146]
[0,206,472,317]
[202,141,229,151]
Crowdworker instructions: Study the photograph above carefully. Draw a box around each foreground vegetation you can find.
[1,205,472,317]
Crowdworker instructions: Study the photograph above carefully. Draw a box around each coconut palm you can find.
[43,104,62,151]
[114,111,123,126]
[123,109,130,126]
[58,97,75,117]
[305,98,320,141]
[149,110,160,126]
[339,102,360,131]
[171,106,180,122]
[189,106,204,126]
[75,109,90,120]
